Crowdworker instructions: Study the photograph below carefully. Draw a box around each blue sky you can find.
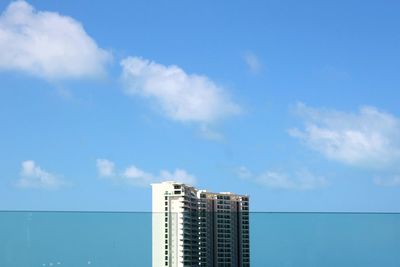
[0,0,399,212]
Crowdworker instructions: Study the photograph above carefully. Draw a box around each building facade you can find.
[152,181,250,267]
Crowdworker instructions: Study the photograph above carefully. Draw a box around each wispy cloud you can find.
[198,124,224,141]
[0,0,111,80]
[316,65,349,81]
[96,159,197,187]
[16,160,66,190]
[289,103,400,169]
[374,175,400,187]
[120,57,240,124]
[237,166,328,190]
[236,166,253,180]
[243,51,262,74]
[97,159,115,177]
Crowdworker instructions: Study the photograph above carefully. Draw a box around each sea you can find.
[0,211,399,266]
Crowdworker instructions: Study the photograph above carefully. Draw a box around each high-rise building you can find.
[152,181,250,267]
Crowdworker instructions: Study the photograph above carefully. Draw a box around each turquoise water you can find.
[0,212,399,266]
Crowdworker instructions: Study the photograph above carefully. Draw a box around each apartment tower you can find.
[152,181,250,267]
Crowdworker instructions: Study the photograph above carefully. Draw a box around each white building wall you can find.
[152,182,187,267]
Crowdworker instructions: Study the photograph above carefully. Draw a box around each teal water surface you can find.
[0,212,399,266]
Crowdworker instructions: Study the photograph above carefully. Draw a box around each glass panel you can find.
[1,212,399,266]
[0,212,151,266]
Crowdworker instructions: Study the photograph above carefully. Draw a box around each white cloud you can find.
[0,1,111,80]
[96,159,197,187]
[17,160,66,190]
[243,51,262,73]
[237,166,327,190]
[159,169,197,186]
[120,56,240,123]
[289,103,400,169]
[374,175,400,187]
[122,165,153,187]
